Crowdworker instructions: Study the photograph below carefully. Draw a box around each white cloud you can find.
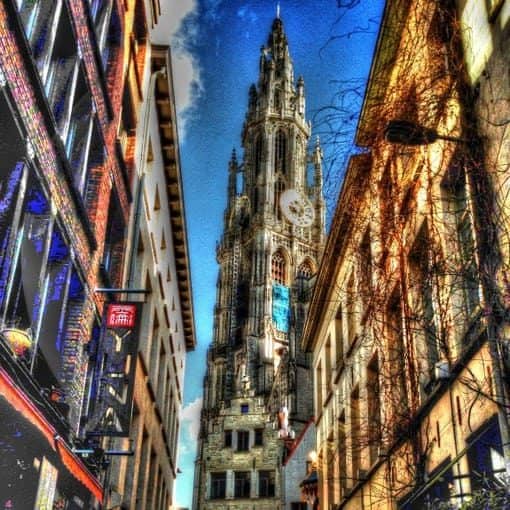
[181,396,203,442]
[152,0,203,139]
[171,50,203,132]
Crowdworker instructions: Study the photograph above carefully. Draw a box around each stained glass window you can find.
[271,250,286,284]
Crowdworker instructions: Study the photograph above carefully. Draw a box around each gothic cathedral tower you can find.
[194,17,324,508]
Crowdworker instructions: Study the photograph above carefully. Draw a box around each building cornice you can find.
[151,44,196,351]
[301,153,371,352]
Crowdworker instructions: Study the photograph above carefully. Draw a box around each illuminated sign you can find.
[86,302,142,437]
[106,303,137,328]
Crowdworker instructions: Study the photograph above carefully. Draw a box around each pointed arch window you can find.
[274,89,282,111]
[254,135,263,176]
[253,187,259,215]
[271,251,286,285]
[275,130,287,175]
[274,179,285,220]
[297,260,313,280]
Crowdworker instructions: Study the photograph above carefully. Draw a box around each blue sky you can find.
[164,1,385,506]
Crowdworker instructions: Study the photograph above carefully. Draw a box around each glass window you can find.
[210,472,226,499]
[32,228,72,389]
[102,191,126,286]
[350,386,361,481]
[26,1,63,76]
[442,166,480,319]
[254,428,263,446]
[17,0,40,38]
[335,305,343,366]
[399,458,454,509]
[367,354,381,465]
[297,260,313,280]
[82,121,105,209]
[467,417,504,491]
[240,403,249,414]
[0,162,27,308]
[44,3,77,105]
[80,319,101,432]
[2,171,51,336]
[234,471,250,498]
[237,430,249,451]
[46,55,78,134]
[259,470,275,497]
[100,5,121,70]
[271,251,286,285]
[67,102,93,191]
[387,295,409,428]
[224,429,232,448]
[64,67,97,198]
[337,411,347,495]
[452,181,480,316]
[408,224,439,387]
[92,0,113,52]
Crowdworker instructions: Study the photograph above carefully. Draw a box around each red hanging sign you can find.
[106,303,137,328]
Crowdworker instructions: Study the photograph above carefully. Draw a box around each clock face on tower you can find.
[279,189,315,227]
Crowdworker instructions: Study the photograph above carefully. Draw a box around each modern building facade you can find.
[194,16,324,509]
[303,1,510,509]
[0,0,129,507]
[0,1,196,508]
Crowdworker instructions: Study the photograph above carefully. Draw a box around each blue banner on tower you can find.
[272,284,290,332]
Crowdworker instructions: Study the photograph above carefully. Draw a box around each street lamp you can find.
[384,119,470,145]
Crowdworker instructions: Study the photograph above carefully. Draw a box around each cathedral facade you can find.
[193,17,324,509]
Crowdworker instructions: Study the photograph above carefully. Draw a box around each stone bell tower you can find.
[194,16,324,509]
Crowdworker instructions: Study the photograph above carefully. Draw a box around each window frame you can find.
[210,471,226,500]
[237,429,250,452]
[258,470,275,497]
[224,429,232,448]
[234,471,251,498]
[254,428,264,447]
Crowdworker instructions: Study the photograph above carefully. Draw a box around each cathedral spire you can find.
[245,16,306,128]
[195,16,324,507]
